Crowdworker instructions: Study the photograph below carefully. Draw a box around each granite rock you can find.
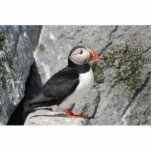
[0,26,42,124]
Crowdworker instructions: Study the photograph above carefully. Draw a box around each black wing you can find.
[28,67,79,107]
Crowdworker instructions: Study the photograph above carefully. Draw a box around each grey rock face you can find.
[90,26,151,125]
[28,25,151,125]
[0,26,42,124]
[24,109,90,125]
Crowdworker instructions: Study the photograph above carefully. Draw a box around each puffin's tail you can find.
[7,93,56,125]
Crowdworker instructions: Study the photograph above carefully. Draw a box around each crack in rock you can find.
[121,72,151,118]
[100,41,113,55]
[89,87,101,120]
[109,26,118,40]
[144,105,151,117]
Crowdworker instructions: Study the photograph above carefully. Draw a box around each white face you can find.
[69,48,90,65]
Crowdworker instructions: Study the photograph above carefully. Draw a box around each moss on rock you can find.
[92,44,150,93]
[92,62,104,83]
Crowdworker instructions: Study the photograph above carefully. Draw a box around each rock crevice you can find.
[0,26,42,124]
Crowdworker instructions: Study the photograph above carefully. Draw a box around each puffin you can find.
[26,46,100,119]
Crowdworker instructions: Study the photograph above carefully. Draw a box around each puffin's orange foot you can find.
[66,109,87,119]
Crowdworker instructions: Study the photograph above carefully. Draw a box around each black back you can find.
[28,66,79,107]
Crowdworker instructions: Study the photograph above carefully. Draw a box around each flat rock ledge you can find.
[24,110,90,125]
[0,122,4,126]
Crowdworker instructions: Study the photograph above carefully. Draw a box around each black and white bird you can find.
[27,46,100,119]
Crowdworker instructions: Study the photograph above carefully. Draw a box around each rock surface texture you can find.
[0,26,42,124]
[24,109,90,125]
[0,25,151,125]
[26,25,150,125]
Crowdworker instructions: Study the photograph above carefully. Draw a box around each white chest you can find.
[59,69,94,109]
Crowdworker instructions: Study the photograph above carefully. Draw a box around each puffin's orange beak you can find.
[87,48,100,63]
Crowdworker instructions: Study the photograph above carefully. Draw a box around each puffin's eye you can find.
[80,50,83,54]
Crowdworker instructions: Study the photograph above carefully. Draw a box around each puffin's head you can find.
[69,46,100,65]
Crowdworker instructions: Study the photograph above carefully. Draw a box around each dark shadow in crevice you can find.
[7,61,43,125]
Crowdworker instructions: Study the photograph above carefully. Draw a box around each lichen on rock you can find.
[93,43,150,94]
